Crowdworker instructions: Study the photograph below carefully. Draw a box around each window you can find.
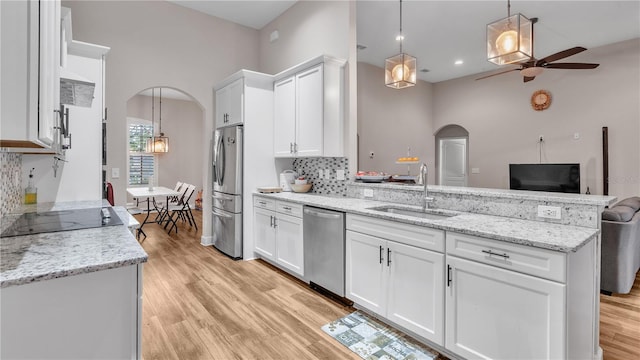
[128,122,156,185]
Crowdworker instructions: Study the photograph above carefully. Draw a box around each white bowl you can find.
[291,183,312,193]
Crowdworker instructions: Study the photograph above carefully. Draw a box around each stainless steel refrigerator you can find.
[212,125,243,259]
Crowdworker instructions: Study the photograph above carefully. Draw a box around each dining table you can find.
[126,186,181,237]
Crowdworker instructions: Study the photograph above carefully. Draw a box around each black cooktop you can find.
[1,207,123,238]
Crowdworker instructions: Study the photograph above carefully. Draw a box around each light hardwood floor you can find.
[136,210,640,359]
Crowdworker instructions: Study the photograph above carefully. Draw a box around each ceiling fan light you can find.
[521,67,543,77]
[487,13,532,65]
[385,52,416,89]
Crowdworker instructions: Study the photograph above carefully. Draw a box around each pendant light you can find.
[487,0,533,65]
[385,0,416,89]
[145,88,169,153]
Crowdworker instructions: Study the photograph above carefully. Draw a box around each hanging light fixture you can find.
[487,0,533,65]
[145,88,169,153]
[385,0,416,89]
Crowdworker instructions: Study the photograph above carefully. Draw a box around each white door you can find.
[345,230,386,316]
[225,78,244,126]
[38,0,61,147]
[215,78,244,128]
[439,138,467,186]
[445,256,565,360]
[387,242,445,346]
[253,207,276,261]
[275,213,304,276]
[295,64,323,157]
[273,76,296,157]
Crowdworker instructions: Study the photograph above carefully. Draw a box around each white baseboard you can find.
[200,235,212,246]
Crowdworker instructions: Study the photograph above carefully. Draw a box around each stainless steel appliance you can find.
[303,206,345,297]
[1,207,122,238]
[212,125,243,259]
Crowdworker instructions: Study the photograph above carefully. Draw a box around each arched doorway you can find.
[435,125,469,186]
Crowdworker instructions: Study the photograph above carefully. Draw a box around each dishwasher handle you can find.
[303,207,343,219]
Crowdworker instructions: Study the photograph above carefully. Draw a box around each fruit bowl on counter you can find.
[291,183,312,193]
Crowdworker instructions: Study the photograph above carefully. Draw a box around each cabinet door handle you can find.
[379,245,384,264]
[273,217,277,228]
[482,249,510,259]
[294,142,298,153]
[270,215,274,227]
[290,142,293,153]
[447,265,452,287]
[387,248,392,267]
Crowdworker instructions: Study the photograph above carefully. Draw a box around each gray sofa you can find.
[601,196,640,294]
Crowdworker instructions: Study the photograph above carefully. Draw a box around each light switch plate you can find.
[471,168,480,174]
[336,169,345,180]
[363,189,374,198]
[111,168,120,179]
[318,169,323,178]
[325,169,331,180]
[537,205,561,219]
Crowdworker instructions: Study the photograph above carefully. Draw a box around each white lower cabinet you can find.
[254,198,304,277]
[1,264,142,359]
[346,215,445,345]
[445,255,565,360]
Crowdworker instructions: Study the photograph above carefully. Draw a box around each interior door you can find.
[439,137,467,186]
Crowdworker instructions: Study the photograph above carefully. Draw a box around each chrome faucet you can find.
[418,163,434,212]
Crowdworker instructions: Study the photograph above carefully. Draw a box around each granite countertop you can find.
[349,181,617,207]
[1,201,147,288]
[253,192,599,253]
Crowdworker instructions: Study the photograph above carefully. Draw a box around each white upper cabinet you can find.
[273,56,346,158]
[215,78,243,128]
[1,0,61,152]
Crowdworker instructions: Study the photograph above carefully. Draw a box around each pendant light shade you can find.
[145,88,169,153]
[385,0,416,89]
[487,1,533,65]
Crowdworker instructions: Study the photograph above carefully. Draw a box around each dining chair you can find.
[165,184,197,234]
[155,181,185,224]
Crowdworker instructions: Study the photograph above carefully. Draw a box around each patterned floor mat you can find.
[322,311,440,360]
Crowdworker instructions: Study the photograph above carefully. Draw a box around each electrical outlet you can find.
[471,168,480,174]
[363,189,374,198]
[324,169,331,180]
[537,205,561,219]
[336,169,345,180]
[318,169,323,178]
[111,168,120,179]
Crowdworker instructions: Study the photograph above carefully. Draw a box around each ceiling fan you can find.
[477,18,600,82]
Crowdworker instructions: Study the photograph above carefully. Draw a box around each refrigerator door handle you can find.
[212,209,233,219]
[215,133,225,186]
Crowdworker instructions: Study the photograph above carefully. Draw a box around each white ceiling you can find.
[167,1,640,83]
[167,0,297,29]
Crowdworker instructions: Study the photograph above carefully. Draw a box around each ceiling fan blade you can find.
[523,76,536,83]
[544,62,600,69]
[537,46,587,65]
[475,68,520,81]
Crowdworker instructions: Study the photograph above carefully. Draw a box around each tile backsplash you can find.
[1,153,23,216]
[293,157,349,196]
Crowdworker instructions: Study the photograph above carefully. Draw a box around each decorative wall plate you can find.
[531,90,552,111]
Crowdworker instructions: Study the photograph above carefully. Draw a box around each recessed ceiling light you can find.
[454,60,464,65]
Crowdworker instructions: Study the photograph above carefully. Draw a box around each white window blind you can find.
[128,123,155,185]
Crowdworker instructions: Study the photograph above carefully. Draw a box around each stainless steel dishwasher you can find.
[303,206,346,297]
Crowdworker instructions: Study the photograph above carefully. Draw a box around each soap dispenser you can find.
[25,168,37,204]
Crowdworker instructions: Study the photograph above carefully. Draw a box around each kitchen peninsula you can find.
[0,200,147,359]
[254,182,616,360]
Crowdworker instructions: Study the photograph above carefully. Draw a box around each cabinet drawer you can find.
[254,197,275,211]
[346,214,444,253]
[446,232,566,283]
[276,201,303,218]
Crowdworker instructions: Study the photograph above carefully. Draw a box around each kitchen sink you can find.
[367,205,458,220]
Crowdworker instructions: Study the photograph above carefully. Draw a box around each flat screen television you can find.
[509,163,580,193]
